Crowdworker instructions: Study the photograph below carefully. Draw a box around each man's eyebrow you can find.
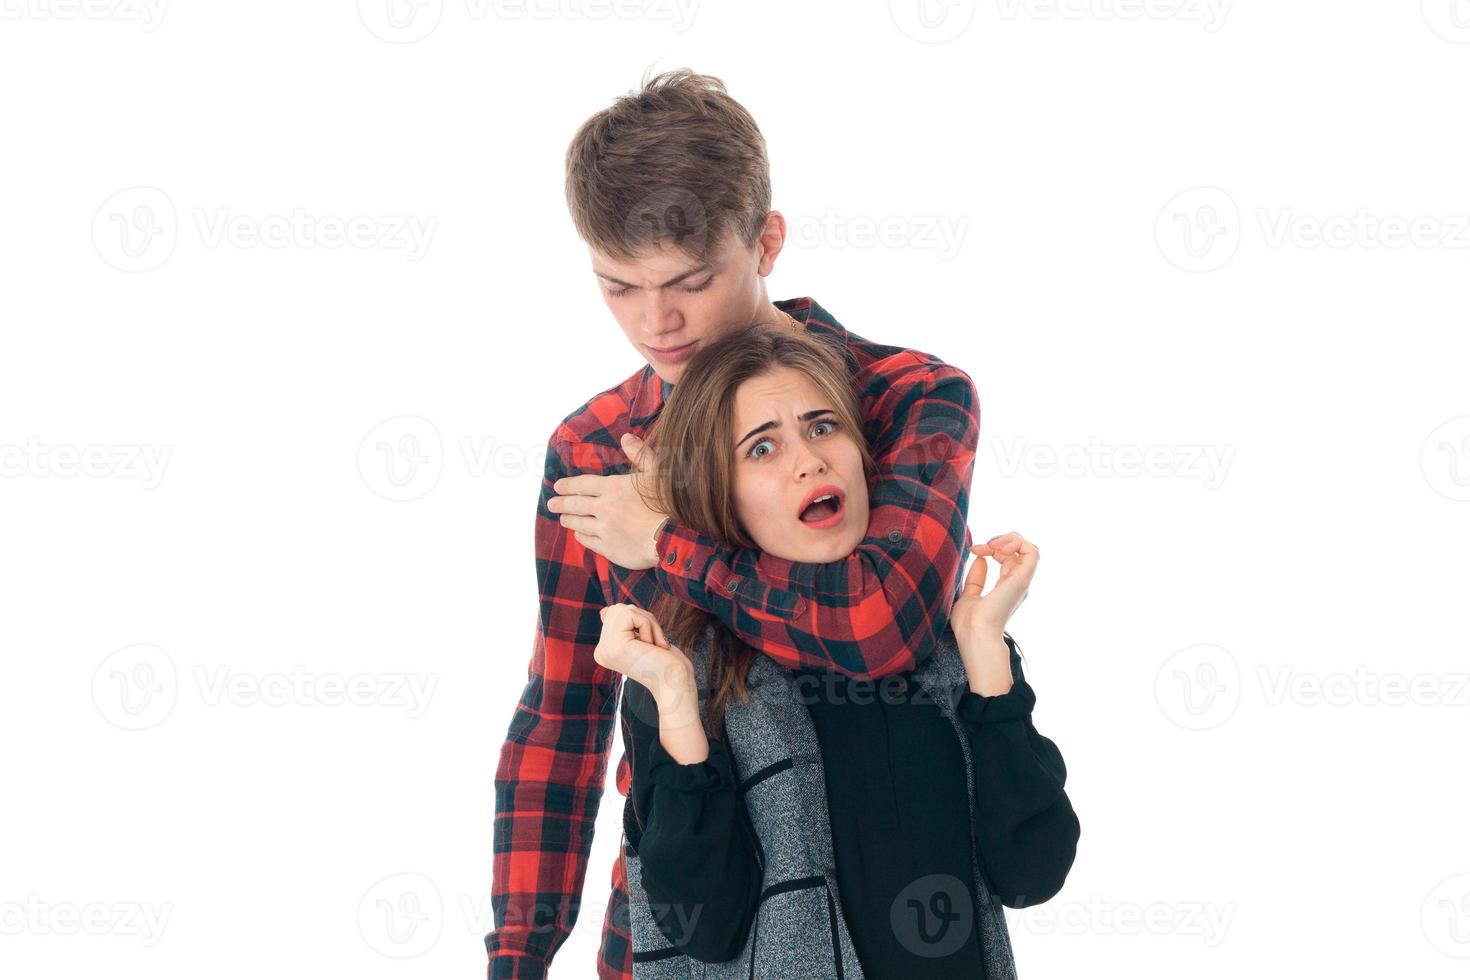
[594,263,711,290]
[735,409,836,450]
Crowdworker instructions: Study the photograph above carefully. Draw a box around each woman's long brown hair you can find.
[644,324,875,739]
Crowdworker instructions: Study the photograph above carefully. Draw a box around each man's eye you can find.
[748,438,774,459]
[811,420,837,437]
[682,278,713,294]
[606,285,632,298]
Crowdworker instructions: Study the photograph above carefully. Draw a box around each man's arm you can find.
[486,435,620,979]
[655,353,978,679]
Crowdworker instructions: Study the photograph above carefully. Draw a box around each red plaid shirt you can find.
[486,297,979,979]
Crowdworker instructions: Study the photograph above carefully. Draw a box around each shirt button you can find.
[724,577,740,594]
[664,550,677,565]
[683,559,693,571]
[887,529,903,543]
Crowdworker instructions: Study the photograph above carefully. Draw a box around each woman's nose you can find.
[794,449,827,480]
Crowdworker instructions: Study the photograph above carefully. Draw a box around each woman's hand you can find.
[595,604,708,763]
[595,604,691,699]
[951,532,1039,696]
[952,531,1039,639]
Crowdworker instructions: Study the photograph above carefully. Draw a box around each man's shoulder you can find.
[796,297,966,384]
[820,319,974,396]
[544,364,650,464]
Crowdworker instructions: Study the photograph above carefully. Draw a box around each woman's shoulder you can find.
[912,626,972,689]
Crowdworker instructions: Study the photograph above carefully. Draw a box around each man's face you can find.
[590,217,786,384]
[730,367,870,564]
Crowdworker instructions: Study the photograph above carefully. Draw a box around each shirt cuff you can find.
[487,951,549,980]
[957,676,1036,724]
[647,735,737,792]
[654,518,705,579]
[653,521,808,619]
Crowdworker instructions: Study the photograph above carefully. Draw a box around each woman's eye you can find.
[810,420,837,437]
[748,438,774,459]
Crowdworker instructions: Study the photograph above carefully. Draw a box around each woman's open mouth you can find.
[798,485,845,530]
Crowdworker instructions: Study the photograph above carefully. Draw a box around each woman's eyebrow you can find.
[735,409,835,450]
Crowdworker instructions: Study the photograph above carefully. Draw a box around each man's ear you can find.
[755,210,787,277]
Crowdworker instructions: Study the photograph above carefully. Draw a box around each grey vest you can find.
[622,625,1019,979]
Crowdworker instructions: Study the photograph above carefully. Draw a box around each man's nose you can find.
[641,291,682,337]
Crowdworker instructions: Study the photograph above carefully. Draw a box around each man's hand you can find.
[548,432,668,570]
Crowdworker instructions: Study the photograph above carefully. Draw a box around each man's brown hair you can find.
[565,68,771,261]
[645,325,877,738]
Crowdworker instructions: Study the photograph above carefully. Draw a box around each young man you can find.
[487,69,981,979]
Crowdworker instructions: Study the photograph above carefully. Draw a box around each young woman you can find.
[598,326,1079,979]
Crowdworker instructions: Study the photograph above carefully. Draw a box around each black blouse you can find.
[621,637,1080,975]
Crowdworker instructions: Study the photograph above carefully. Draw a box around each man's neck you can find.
[656,300,804,396]
[764,299,803,333]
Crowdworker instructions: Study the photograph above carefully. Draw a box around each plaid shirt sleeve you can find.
[487,434,622,979]
[653,351,979,680]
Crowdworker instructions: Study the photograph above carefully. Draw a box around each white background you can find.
[3,1,1469,977]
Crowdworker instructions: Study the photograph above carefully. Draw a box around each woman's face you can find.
[730,366,870,563]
